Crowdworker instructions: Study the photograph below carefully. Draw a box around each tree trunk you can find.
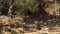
[8,0,15,17]
[38,0,48,14]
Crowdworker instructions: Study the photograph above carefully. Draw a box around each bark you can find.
[0,3,3,15]
[8,0,15,16]
[38,0,48,14]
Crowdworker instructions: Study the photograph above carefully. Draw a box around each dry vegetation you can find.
[0,14,60,34]
[0,0,60,34]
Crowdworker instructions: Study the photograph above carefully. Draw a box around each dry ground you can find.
[0,14,60,34]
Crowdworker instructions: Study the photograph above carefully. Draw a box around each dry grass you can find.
[0,15,60,34]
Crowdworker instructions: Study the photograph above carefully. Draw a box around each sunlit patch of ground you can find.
[1,26,60,34]
[0,14,60,34]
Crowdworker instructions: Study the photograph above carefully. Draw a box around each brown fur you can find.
[34,21,41,30]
